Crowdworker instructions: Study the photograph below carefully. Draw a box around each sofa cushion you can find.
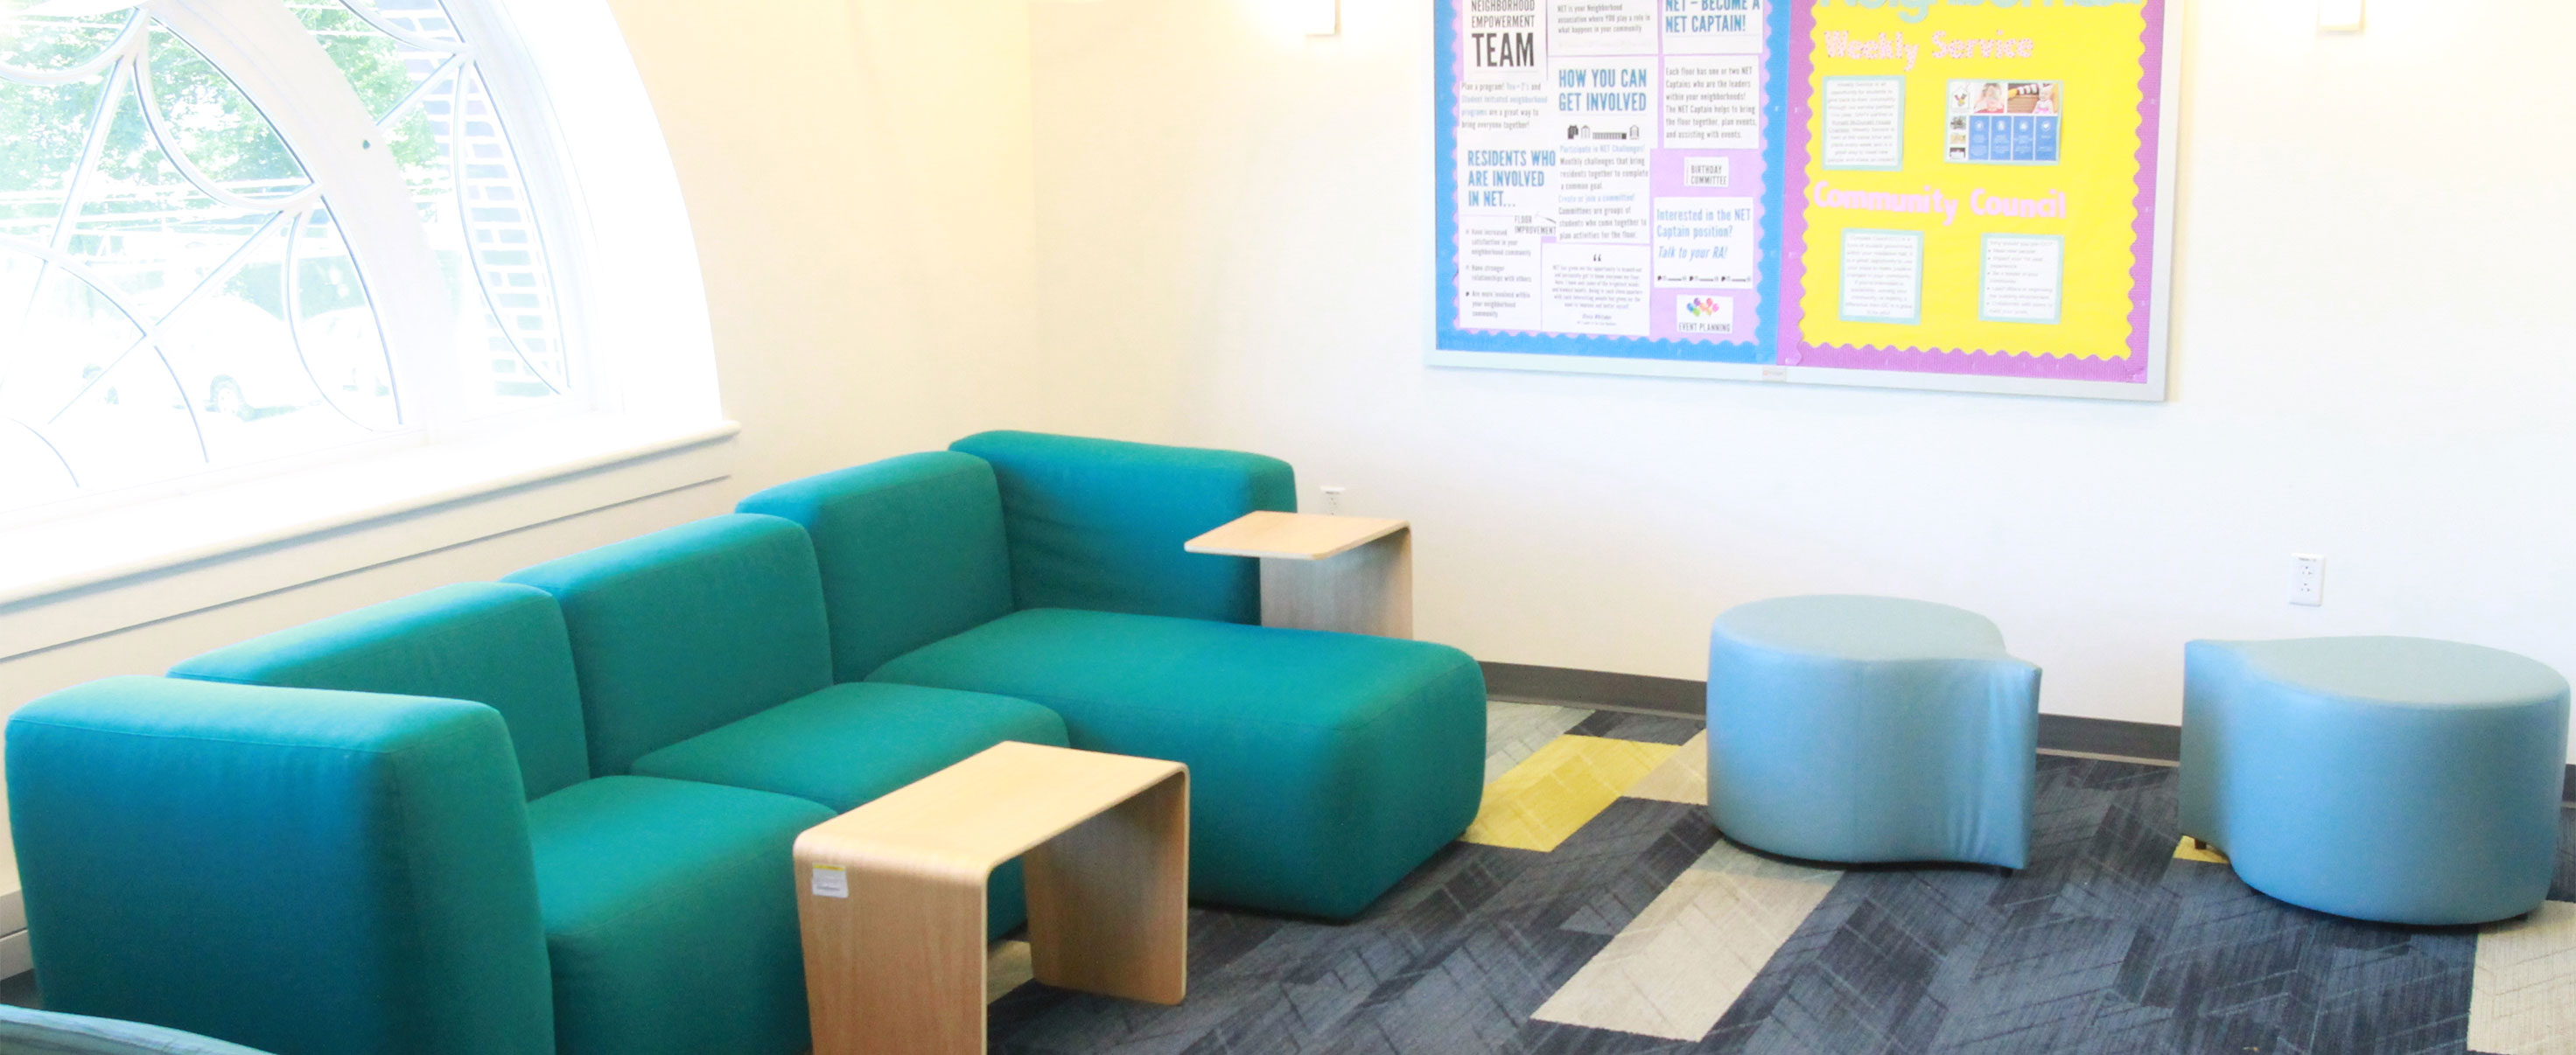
[169,583,592,799]
[736,452,1014,681]
[505,515,834,776]
[527,776,833,1055]
[633,682,1068,811]
[632,681,1069,939]
[949,431,1294,625]
[869,608,1487,919]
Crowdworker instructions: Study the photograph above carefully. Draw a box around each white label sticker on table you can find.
[811,865,849,898]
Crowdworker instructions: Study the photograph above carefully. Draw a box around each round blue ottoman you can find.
[2180,637,2570,925]
[1707,596,2041,869]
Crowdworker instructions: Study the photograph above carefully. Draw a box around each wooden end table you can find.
[1185,511,1412,638]
[794,743,1189,1055]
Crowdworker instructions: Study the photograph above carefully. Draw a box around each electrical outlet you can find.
[1320,486,1346,516]
[2289,554,2326,607]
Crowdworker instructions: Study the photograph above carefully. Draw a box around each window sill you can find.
[0,416,739,661]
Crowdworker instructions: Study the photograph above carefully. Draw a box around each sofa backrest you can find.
[737,451,1013,681]
[950,430,1295,625]
[504,514,834,775]
[168,582,592,800]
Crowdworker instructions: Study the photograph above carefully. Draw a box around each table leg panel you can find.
[1026,771,1191,1004]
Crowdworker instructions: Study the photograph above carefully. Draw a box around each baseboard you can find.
[1481,661,2576,802]
[1481,662,1704,716]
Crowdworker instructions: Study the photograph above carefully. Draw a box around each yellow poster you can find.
[1782,0,2170,395]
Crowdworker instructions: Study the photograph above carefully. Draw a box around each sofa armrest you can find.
[951,430,1296,624]
[6,677,553,1055]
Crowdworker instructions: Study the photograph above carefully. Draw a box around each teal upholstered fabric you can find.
[6,677,553,1055]
[0,1006,276,1054]
[869,608,1486,919]
[949,431,1294,625]
[2180,637,2569,925]
[634,681,1068,811]
[505,514,834,775]
[632,681,1068,938]
[1706,596,2040,870]
[167,583,592,799]
[736,451,1015,682]
[525,776,832,1055]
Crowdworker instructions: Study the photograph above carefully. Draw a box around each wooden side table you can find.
[1185,511,1412,638]
[794,743,1189,1055]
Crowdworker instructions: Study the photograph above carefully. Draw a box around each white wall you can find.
[0,0,1082,898]
[1026,0,2576,750]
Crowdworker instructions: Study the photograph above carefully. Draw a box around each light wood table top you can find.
[797,742,1184,876]
[1185,511,1410,562]
[795,742,1190,1055]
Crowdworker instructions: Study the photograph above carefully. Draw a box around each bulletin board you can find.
[1432,0,2180,402]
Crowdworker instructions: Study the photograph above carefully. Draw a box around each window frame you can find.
[0,0,728,654]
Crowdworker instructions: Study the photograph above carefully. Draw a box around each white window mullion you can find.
[147,0,461,430]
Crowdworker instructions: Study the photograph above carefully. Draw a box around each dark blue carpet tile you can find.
[990,800,1717,1054]
[1697,758,2481,1055]
[1565,711,1704,745]
[2552,807,2576,902]
[993,756,2556,1054]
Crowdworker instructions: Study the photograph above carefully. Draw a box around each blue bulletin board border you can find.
[1432,2,1789,367]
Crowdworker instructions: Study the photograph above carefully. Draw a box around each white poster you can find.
[1662,0,1766,55]
[1459,144,1556,215]
[1652,197,1760,288]
[1457,216,1548,331]
[1550,0,1660,57]
[1543,242,1653,335]
[1460,0,1547,87]
[1662,56,1761,150]
[1838,229,1922,325]
[1979,234,2064,325]
[1820,76,1905,171]
[1553,141,1651,244]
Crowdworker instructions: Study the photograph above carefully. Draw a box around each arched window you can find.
[0,0,686,515]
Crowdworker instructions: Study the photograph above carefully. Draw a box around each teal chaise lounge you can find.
[6,432,1485,1055]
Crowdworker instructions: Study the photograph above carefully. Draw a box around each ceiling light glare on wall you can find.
[2318,0,2363,32]
[1302,0,1340,36]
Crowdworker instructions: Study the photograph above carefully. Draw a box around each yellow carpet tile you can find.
[1463,735,1680,852]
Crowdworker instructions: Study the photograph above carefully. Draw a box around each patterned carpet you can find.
[984,703,2576,1054]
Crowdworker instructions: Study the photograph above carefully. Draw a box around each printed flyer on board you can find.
[1435,0,2178,401]
[1439,0,1784,364]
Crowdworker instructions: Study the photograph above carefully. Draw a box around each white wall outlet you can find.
[2289,554,2327,606]
[1319,486,1346,515]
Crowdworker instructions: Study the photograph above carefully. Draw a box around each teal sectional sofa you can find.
[6,432,1486,1055]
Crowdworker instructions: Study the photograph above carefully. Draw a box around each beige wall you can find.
[0,0,1069,886]
[1026,0,2576,755]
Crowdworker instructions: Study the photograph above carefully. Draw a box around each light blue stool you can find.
[2180,637,2569,925]
[1707,596,2041,869]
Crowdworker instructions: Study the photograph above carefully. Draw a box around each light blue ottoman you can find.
[2180,637,2569,925]
[1707,596,2041,869]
